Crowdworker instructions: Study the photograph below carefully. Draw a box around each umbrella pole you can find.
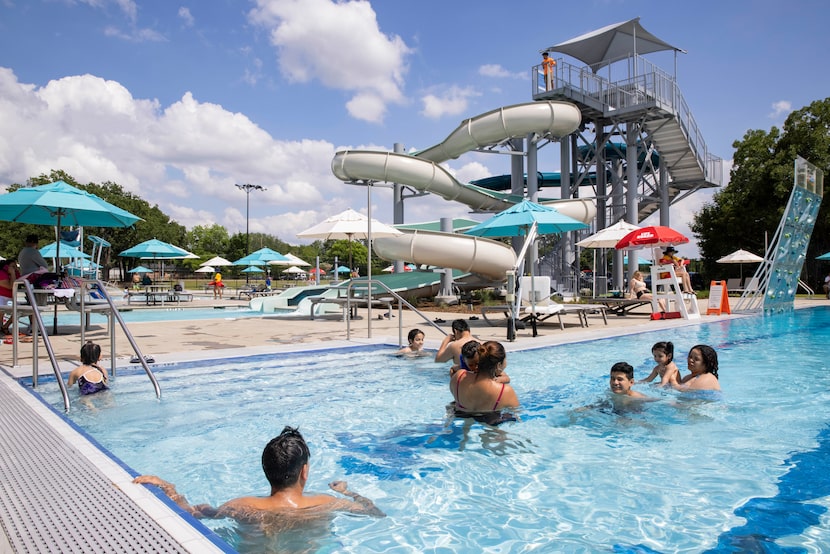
[53,213,62,335]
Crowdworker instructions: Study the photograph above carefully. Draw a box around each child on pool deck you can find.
[675,344,721,391]
[638,341,681,386]
[396,328,426,356]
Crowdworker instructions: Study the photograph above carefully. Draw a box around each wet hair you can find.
[461,340,480,369]
[542,52,549,56]
[610,361,634,380]
[407,328,424,344]
[476,341,506,379]
[24,234,39,244]
[652,341,674,363]
[690,344,719,378]
[262,426,310,491]
[451,319,469,334]
[80,341,101,365]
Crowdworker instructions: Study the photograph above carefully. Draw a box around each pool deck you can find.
[0,293,825,552]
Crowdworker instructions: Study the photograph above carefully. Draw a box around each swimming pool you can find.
[54,305,262,325]
[30,308,830,552]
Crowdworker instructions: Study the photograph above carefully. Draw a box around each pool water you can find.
[31,308,830,552]
[53,305,262,325]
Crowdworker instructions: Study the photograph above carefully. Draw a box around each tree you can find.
[692,97,830,286]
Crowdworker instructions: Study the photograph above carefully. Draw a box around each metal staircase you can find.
[533,55,722,223]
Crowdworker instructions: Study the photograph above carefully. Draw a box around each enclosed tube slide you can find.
[331,101,593,278]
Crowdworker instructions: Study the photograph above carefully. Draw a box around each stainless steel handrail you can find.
[11,279,70,411]
[345,280,448,342]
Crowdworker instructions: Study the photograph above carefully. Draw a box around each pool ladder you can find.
[10,278,161,412]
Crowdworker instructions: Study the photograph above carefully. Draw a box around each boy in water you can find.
[609,362,650,399]
[134,426,384,523]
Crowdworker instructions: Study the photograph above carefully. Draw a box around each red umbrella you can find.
[308,267,327,275]
[614,225,689,250]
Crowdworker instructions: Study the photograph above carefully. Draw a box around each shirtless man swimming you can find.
[133,426,384,523]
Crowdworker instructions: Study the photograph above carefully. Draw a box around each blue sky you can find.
[0,0,827,257]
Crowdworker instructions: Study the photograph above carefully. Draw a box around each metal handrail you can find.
[11,279,70,412]
[345,279,448,343]
[87,278,161,399]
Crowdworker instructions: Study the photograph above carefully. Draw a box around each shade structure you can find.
[128,265,153,274]
[335,265,351,274]
[817,252,830,261]
[282,266,306,274]
[297,208,402,272]
[0,180,141,334]
[282,253,310,267]
[39,241,91,260]
[194,266,215,274]
[200,256,233,267]
[241,266,264,273]
[718,249,764,280]
[544,17,683,72]
[576,220,641,249]
[233,247,289,266]
[119,239,193,259]
[614,226,689,250]
[308,267,326,275]
[623,255,652,265]
[465,200,588,238]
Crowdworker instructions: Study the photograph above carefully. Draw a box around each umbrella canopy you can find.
[576,220,641,249]
[233,247,289,266]
[39,241,91,259]
[194,266,215,273]
[308,267,326,275]
[281,253,310,267]
[717,249,764,264]
[297,208,402,241]
[335,265,351,274]
[128,265,154,274]
[119,239,194,259]
[282,266,306,274]
[200,256,233,267]
[0,180,142,228]
[465,199,588,238]
[382,265,394,273]
[718,249,764,280]
[817,252,830,261]
[297,208,402,271]
[623,255,652,265]
[544,17,683,72]
[614,225,689,250]
[241,266,264,273]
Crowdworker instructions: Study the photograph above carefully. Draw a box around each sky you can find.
[0,0,828,258]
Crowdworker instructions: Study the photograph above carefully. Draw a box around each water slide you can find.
[330,101,594,278]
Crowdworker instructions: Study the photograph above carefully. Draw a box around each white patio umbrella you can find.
[717,249,764,280]
[280,253,311,267]
[200,256,233,267]
[296,208,402,275]
[194,266,215,273]
[576,220,641,293]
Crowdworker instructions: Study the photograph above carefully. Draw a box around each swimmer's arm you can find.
[434,333,455,363]
[659,365,679,387]
[328,481,385,517]
[637,367,659,384]
[133,475,215,517]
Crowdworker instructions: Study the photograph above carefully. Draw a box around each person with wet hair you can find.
[67,341,108,395]
[676,344,720,391]
[450,341,518,414]
[133,426,384,522]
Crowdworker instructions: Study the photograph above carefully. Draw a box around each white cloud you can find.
[178,6,194,27]
[248,0,412,124]
[103,25,166,42]
[769,100,792,119]
[421,86,480,119]
[478,64,523,79]
[0,68,361,242]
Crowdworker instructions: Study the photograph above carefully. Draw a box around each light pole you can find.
[235,183,266,282]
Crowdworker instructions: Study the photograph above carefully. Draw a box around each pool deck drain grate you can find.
[0,376,224,553]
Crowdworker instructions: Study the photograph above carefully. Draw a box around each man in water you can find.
[609,362,651,400]
[134,426,385,522]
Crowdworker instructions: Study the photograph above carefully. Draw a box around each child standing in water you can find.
[638,341,681,386]
[396,328,426,356]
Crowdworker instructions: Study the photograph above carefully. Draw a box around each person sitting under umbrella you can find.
[659,247,694,294]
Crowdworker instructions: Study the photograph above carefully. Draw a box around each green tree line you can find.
[0,170,381,280]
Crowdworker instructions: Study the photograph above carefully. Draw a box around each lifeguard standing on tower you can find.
[541,52,556,90]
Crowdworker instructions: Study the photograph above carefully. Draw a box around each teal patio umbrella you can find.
[241,266,264,273]
[128,266,153,274]
[233,247,289,266]
[40,241,92,261]
[0,180,141,333]
[466,199,588,339]
[120,239,195,280]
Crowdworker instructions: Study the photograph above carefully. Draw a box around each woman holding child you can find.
[450,341,518,415]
